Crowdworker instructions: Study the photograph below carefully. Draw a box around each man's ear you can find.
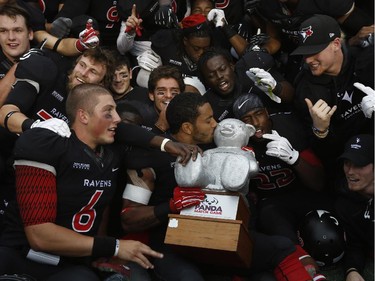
[77,109,89,124]
[181,122,193,135]
[332,37,342,51]
[148,92,155,102]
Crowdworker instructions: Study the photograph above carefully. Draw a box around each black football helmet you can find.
[297,209,346,267]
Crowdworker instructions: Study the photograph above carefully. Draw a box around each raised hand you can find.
[207,9,227,27]
[305,98,337,137]
[354,82,375,118]
[262,130,299,165]
[246,67,281,103]
[75,19,100,52]
[124,4,143,37]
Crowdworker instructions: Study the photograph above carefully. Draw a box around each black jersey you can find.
[249,112,310,199]
[15,0,46,32]
[1,129,122,248]
[24,0,64,23]
[4,50,71,124]
[55,0,120,46]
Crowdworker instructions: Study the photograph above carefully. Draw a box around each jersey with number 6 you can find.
[0,128,122,248]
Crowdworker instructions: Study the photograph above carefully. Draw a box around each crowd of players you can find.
[0,0,373,280]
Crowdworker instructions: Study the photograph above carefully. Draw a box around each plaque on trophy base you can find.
[164,191,252,268]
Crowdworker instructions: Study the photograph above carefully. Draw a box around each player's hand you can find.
[305,98,337,134]
[30,118,71,137]
[124,4,143,37]
[354,82,375,118]
[137,50,162,72]
[207,9,227,27]
[246,68,281,103]
[248,33,270,50]
[262,130,299,165]
[118,240,163,269]
[50,17,72,38]
[75,19,100,52]
[154,4,178,28]
[164,141,202,166]
[169,186,205,213]
[235,22,251,42]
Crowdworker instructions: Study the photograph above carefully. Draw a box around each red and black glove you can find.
[75,19,100,52]
[169,186,205,213]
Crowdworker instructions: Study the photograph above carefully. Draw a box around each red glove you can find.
[75,19,100,52]
[169,187,205,213]
[241,146,254,153]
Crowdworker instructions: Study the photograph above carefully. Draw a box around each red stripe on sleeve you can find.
[15,165,57,226]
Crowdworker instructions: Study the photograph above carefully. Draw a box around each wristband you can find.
[312,126,329,139]
[114,239,120,257]
[92,236,117,258]
[154,202,171,222]
[160,138,171,152]
[52,38,62,52]
[4,110,19,132]
[21,118,35,132]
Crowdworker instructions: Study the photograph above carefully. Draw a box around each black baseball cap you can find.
[291,14,341,56]
[339,134,374,166]
[233,94,264,119]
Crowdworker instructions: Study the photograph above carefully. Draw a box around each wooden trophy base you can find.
[164,191,252,268]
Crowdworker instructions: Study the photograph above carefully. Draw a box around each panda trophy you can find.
[174,118,259,197]
[166,118,257,268]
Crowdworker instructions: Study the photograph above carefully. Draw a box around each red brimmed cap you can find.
[181,14,207,29]
[181,14,209,35]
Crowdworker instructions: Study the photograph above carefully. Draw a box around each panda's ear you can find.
[245,124,256,136]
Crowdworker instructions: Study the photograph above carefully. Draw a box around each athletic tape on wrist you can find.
[160,138,171,152]
[122,183,152,205]
[92,236,117,258]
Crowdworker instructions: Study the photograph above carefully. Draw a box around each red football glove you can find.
[169,186,205,213]
[75,19,100,52]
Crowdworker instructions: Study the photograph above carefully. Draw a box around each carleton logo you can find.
[300,26,313,43]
